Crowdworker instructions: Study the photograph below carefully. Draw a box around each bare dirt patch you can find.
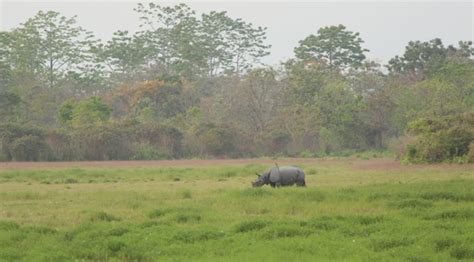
[0,158,320,170]
[353,158,474,171]
[0,157,472,171]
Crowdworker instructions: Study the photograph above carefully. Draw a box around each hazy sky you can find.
[1,1,473,66]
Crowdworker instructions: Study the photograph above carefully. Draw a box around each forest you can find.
[0,3,473,162]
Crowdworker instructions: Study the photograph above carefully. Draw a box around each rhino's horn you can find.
[255,173,260,177]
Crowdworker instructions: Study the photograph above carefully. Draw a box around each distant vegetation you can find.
[0,3,473,162]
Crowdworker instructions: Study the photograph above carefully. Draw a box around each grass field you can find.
[0,158,473,261]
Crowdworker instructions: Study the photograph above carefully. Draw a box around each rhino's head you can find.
[251,172,268,187]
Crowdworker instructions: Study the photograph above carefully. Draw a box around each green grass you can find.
[0,159,473,261]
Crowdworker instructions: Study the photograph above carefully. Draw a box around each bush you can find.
[134,123,183,158]
[0,123,49,161]
[402,112,474,163]
[131,143,171,160]
[468,142,474,163]
[10,135,49,161]
[44,129,75,161]
[72,124,131,160]
[196,123,236,157]
[266,130,291,155]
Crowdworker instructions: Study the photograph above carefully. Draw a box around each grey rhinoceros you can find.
[252,166,306,187]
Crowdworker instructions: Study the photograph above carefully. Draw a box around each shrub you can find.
[131,143,171,160]
[44,129,75,161]
[0,124,49,161]
[468,142,474,163]
[65,97,111,126]
[134,123,183,158]
[402,112,474,163]
[10,135,49,161]
[72,124,131,160]
[266,130,291,155]
[196,123,236,157]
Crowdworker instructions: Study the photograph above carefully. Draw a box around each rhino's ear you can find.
[255,173,261,177]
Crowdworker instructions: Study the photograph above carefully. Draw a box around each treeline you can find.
[0,3,473,162]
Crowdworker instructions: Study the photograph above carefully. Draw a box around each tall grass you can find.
[0,160,473,260]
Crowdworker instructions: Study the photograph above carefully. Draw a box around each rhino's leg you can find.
[270,182,276,188]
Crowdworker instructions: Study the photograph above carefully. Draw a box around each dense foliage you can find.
[402,113,474,163]
[0,3,473,162]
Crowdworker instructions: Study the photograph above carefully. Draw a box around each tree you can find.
[6,11,99,88]
[225,18,271,75]
[134,3,271,77]
[294,24,368,71]
[313,81,366,151]
[0,32,13,90]
[134,3,206,77]
[215,68,280,133]
[281,58,333,105]
[0,91,21,122]
[200,11,235,76]
[115,78,185,122]
[387,39,473,80]
[98,30,151,84]
[58,97,111,126]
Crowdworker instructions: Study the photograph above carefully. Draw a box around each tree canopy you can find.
[0,4,472,163]
[294,24,368,71]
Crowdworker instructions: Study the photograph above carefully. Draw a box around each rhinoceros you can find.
[252,166,306,187]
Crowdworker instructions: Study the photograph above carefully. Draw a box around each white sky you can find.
[1,1,473,66]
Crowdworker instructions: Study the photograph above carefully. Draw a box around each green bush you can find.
[58,97,111,126]
[0,123,48,161]
[402,112,474,163]
[468,142,474,163]
[267,130,291,155]
[196,123,236,157]
[131,143,171,160]
[72,124,131,160]
[10,135,49,161]
[44,129,75,161]
[134,123,183,158]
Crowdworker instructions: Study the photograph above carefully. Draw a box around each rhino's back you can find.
[274,166,303,185]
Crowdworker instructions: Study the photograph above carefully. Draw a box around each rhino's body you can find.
[252,166,306,187]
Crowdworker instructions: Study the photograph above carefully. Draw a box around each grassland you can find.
[0,158,473,261]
